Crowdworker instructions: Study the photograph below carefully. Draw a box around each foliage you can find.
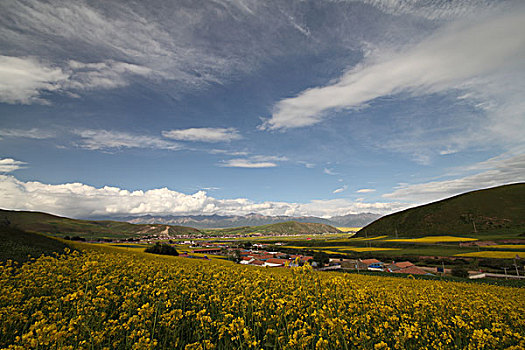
[451,266,469,278]
[145,243,179,256]
[1,245,524,349]
[312,251,330,265]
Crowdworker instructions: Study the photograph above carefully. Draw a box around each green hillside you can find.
[0,209,201,240]
[211,221,341,236]
[0,225,71,263]
[356,183,525,238]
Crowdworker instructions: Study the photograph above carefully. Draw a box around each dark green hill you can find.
[212,221,341,236]
[0,209,201,240]
[0,225,70,263]
[356,183,525,238]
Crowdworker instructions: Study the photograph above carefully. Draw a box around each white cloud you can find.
[0,55,154,104]
[251,155,288,162]
[162,128,242,143]
[262,9,525,132]
[0,128,55,139]
[219,159,277,168]
[218,154,287,168]
[383,153,525,203]
[209,149,250,156]
[298,161,315,169]
[0,174,405,218]
[73,129,181,151]
[360,0,498,20]
[333,185,347,194]
[356,188,376,193]
[0,158,26,173]
[66,60,153,90]
[324,168,337,176]
[0,56,68,104]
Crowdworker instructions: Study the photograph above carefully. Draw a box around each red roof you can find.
[250,259,265,266]
[241,257,253,261]
[301,256,313,261]
[361,259,382,265]
[395,261,414,268]
[393,266,427,275]
[265,258,289,265]
[251,254,274,260]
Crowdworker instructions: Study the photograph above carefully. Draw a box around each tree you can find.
[451,266,469,278]
[313,251,330,266]
[145,242,179,256]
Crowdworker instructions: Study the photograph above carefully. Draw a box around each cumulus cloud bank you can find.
[0,175,403,218]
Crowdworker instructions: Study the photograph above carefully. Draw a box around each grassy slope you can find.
[0,225,70,263]
[357,183,525,238]
[0,209,201,240]
[209,221,341,236]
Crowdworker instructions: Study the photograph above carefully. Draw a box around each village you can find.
[178,242,441,276]
[175,242,525,280]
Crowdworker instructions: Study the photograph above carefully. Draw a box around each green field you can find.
[0,225,71,263]
[357,183,525,238]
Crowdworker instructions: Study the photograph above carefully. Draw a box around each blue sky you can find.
[0,0,524,218]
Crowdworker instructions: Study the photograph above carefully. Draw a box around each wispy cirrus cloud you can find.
[383,153,525,203]
[360,0,499,20]
[65,60,153,90]
[262,9,525,130]
[0,158,26,173]
[219,155,288,168]
[260,7,525,161]
[0,128,55,139]
[333,185,347,194]
[0,56,68,104]
[73,129,181,151]
[162,128,242,143]
[357,188,375,193]
[0,55,155,104]
[323,168,337,176]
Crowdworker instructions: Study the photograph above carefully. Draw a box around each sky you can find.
[0,0,524,219]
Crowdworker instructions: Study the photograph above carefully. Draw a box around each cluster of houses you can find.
[235,249,435,276]
[239,250,314,267]
[329,258,433,275]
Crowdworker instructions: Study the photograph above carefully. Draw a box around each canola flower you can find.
[1,245,524,349]
[455,251,525,259]
[385,236,478,243]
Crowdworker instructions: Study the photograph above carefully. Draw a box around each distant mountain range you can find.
[101,213,382,229]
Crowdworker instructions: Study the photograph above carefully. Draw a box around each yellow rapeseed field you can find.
[1,245,524,349]
[352,235,388,241]
[335,227,361,233]
[385,236,478,243]
[455,251,525,259]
